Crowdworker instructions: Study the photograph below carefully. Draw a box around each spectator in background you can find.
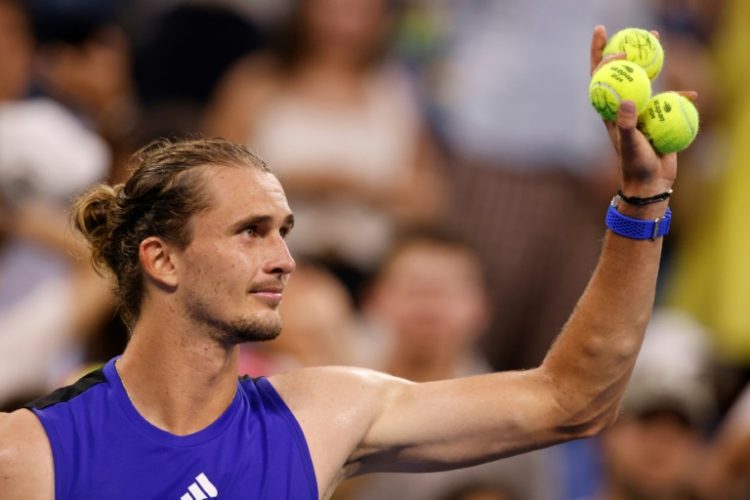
[28,0,137,178]
[362,230,491,381]
[0,0,112,407]
[206,0,444,297]
[0,0,33,102]
[339,230,561,500]
[595,310,716,500]
[0,0,110,275]
[238,262,360,377]
[0,203,111,409]
[133,2,264,147]
[29,0,265,180]
[411,0,655,371]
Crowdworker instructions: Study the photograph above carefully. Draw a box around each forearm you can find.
[350,206,671,472]
[541,201,668,427]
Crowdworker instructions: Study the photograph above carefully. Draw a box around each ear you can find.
[139,236,179,290]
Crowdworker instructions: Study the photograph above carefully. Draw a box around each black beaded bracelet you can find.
[617,188,673,206]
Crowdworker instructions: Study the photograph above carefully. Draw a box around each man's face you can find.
[173,166,296,345]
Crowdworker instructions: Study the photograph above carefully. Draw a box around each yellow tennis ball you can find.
[603,27,664,80]
[589,60,652,122]
[637,91,699,154]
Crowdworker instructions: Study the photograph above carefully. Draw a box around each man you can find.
[0,27,692,499]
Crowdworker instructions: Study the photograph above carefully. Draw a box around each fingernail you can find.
[619,100,636,114]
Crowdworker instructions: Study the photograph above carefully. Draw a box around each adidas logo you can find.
[180,472,218,499]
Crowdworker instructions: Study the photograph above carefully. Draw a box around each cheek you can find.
[182,247,243,291]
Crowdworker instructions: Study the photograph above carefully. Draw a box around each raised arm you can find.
[349,24,688,468]
[272,25,694,496]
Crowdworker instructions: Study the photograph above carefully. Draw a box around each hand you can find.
[590,25,697,197]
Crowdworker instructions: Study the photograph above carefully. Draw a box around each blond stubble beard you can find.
[185,291,283,347]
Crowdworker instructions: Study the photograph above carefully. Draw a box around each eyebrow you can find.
[230,213,295,232]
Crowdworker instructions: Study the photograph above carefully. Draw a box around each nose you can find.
[263,233,296,276]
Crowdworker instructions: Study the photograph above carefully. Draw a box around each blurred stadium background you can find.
[1,0,748,498]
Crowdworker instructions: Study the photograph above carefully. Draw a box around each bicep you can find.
[352,368,572,475]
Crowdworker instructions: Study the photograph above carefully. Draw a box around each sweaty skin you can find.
[0,26,695,499]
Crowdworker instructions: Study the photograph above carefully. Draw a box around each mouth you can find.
[249,285,284,306]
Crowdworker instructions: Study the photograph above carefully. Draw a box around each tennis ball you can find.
[589,60,652,122]
[603,28,664,80]
[637,92,699,154]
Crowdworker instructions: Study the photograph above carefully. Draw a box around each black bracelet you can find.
[617,188,673,206]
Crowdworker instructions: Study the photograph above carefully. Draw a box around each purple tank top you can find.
[26,357,318,499]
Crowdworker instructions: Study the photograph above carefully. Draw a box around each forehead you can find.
[198,165,291,221]
[384,242,481,284]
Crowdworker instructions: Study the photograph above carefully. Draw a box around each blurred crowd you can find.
[1,0,749,498]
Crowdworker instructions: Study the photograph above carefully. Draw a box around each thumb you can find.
[617,100,639,164]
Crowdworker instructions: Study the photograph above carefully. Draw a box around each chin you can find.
[202,313,282,346]
[188,297,284,345]
[231,315,282,344]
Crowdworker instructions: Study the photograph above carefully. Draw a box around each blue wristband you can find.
[606,197,671,240]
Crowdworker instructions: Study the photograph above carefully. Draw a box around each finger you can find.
[592,52,627,74]
[603,120,620,155]
[650,30,660,40]
[590,25,608,75]
[676,90,699,102]
[616,100,639,164]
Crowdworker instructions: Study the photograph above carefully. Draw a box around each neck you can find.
[117,306,240,436]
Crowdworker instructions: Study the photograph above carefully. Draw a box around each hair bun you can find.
[72,184,122,274]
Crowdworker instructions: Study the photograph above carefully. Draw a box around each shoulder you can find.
[206,52,285,141]
[0,410,54,498]
[266,366,415,457]
[215,53,284,105]
[0,409,50,459]
[268,365,412,416]
[265,367,414,493]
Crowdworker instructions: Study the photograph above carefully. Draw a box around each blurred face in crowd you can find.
[602,411,702,499]
[36,27,131,115]
[301,0,390,61]
[274,264,356,366]
[170,166,296,346]
[0,0,33,101]
[369,240,489,362]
